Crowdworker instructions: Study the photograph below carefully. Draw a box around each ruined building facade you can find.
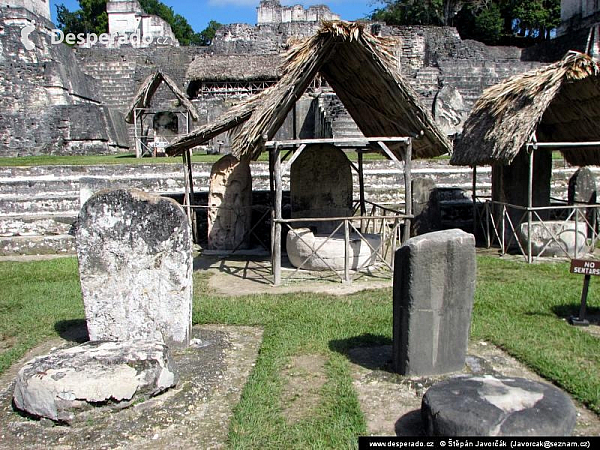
[0,0,596,158]
[257,0,340,25]
[105,0,179,48]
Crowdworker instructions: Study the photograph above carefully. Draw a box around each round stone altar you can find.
[286,227,382,271]
[421,375,576,436]
[13,340,177,424]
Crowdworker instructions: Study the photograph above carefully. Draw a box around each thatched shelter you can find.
[126,71,200,159]
[125,71,199,124]
[452,51,600,167]
[451,51,600,261]
[187,54,283,83]
[167,22,452,284]
[166,21,451,160]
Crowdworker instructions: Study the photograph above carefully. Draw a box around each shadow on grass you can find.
[395,410,425,436]
[54,319,89,344]
[329,334,393,371]
[552,304,600,324]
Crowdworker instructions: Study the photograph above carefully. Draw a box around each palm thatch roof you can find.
[166,21,451,160]
[125,71,199,124]
[452,51,600,167]
[187,54,283,82]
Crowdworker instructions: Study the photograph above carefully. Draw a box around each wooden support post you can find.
[134,109,140,158]
[182,152,193,234]
[185,148,197,243]
[528,149,534,263]
[344,219,351,285]
[273,145,283,286]
[358,151,366,218]
[472,166,477,236]
[403,140,413,243]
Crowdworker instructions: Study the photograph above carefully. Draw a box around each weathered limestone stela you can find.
[76,188,193,347]
[208,155,252,250]
[290,143,353,234]
[393,229,476,376]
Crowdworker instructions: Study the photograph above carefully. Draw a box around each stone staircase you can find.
[2,160,585,257]
[0,164,192,256]
[317,94,364,140]
[77,60,138,108]
[438,59,541,110]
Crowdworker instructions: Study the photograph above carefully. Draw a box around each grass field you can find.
[1,255,599,446]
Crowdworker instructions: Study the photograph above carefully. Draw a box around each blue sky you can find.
[50,1,384,32]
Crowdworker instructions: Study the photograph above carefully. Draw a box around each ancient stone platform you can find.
[0,325,263,449]
[347,340,600,436]
[421,375,577,436]
[13,340,177,424]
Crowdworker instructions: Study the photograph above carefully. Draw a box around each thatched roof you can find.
[452,51,600,167]
[125,71,199,124]
[166,21,451,160]
[187,54,283,82]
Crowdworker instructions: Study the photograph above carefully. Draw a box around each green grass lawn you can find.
[1,255,599,446]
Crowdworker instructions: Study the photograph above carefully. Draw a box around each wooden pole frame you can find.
[265,136,414,286]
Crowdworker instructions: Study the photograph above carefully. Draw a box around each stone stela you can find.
[569,259,600,326]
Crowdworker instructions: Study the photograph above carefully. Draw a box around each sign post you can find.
[569,259,600,326]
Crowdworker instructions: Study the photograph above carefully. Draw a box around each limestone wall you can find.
[0,7,129,156]
[257,0,340,25]
[0,159,588,256]
[0,0,49,20]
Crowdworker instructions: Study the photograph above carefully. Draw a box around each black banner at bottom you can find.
[358,436,597,449]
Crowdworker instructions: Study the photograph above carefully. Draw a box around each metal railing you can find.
[275,202,409,285]
[480,200,600,262]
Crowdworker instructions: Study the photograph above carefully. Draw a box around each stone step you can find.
[0,214,77,237]
[0,195,80,216]
[0,235,76,256]
[0,178,80,196]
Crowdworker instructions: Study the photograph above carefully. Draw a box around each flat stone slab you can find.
[1,325,263,449]
[421,375,577,436]
[13,340,177,424]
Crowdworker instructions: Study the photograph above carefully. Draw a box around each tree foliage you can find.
[56,0,108,36]
[56,0,222,46]
[370,0,561,45]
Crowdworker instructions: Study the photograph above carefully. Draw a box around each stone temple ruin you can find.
[2,1,598,440]
[2,0,599,261]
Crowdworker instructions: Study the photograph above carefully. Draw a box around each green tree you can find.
[371,0,445,26]
[56,0,108,35]
[371,0,560,44]
[370,1,469,26]
[198,20,223,46]
[512,0,560,40]
[56,0,221,46]
[455,1,503,44]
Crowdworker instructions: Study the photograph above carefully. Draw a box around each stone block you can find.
[286,227,381,271]
[76,189,192,347]
[422,376,576,436]
[13,340,177,424]
[568,167,597,205]
[519,220,589,258]
[393,229,476,376]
